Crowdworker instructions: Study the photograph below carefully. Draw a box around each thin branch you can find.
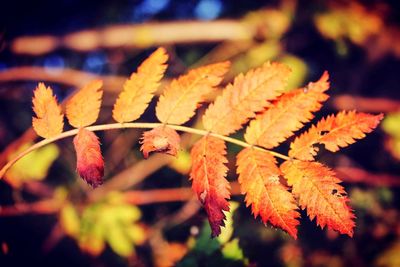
[124,188,194,205]
[0,199,59,216]
[10,20,253,55]
[332,95,400,113]
[0,122,290,179]
[0,66,126,93]
[335,166,400,187]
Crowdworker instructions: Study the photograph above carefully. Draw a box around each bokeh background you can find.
[1,0,400,266]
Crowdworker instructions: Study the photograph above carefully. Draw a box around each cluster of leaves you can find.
[21,47,383,239]
[60,191,145,257]
[314,2,383,45]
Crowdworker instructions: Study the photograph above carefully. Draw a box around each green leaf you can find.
[60,203,80,237]
[218,201,239,244]
[105,222,134,257]
[7,143,59,183]
[222,238,246,262]
[382,112,400,138]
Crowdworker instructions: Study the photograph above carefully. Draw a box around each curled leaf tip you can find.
[140,126,180,158]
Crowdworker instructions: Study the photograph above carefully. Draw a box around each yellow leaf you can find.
[113,204,142,222]
[113,47,168,123]
[105,222,134,257]
[32,83,64,138]
[79,221,106,256]
[203,62,290,135]
[156,61,229,125]
[218,201,239,244]
[280,54,308,91]
[6,143,59,185]
[126,224,146,245]
[60,203,80,237]
[66,80,103,128]
[244,72,329,149]
[169,150,192,174]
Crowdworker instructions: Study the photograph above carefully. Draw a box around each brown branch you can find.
[11,20,253,55]
[124,188,194,205]
[335,166,400,187]
[0,199,59,216]
[332,95,400,113]
[0,66,126,93]
[0,182,241,217]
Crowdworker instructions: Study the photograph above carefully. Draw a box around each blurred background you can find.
[0,0,400,266]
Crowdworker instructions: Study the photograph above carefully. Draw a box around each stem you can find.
[0,122,290,178]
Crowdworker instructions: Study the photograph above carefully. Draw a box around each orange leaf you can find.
[281,160,355,236]
[190,136,230,237]
[289,111,384,160]
[73,128,104,188]
[245,72,329,148]
[66,80,103,128]
[202,62,291,135]
[32,83,64,138]
[140,126,180,158]
[236,148,300,238]
[156,61,229,125]
[113,47,168,123]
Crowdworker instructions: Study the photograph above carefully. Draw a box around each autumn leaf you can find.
[113,47,168,123]
[190,136,230,237]
[66,80,103,128]
[245,72,329,148]
[73,128,104,187]
[236,147,300,238]
[156,61,230,125]
[32,83,64,138]
[140,126,180,158]
[202,62,291,136]
[289,111,384,160]
[281,160,355,236]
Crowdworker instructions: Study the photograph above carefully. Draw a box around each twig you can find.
[0,122,290,179]
[89,153,173,201]
[11,20,253,55]
[0,184,240,217]
[332,95,400,113]
[335,166,400,187]
[124,188,194,205]
[0,66,126,93]
[0,199,59,216]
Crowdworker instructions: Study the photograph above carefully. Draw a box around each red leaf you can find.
[190,136,230,237]
[244,72,329,148]
[281,160,355,236]
[289,111,384,160]
[236,148,300,238]
[73,128,104,188]
[140,126,180,158]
